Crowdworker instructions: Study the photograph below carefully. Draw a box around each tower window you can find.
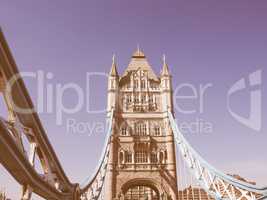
[134,95,139,103]
[126,95,132,103]
[149,95,153,103]
[135,123,147,136]
[135,150,148,163]
[159,152,164,164]
[142,124,147,135]
[151,152,158,163]
[134,80,139,89]
[150,82,158,89]
[121,127,127,136]
[136,124,141,135]
[141,95,146,103]
[141,80,146,89]
[124,185,159,200]
[154,126,160,136]
[125,152,132,163]
[119,151,124,164]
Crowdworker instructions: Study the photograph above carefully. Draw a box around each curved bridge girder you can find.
[0,28,79,199]
[0,119,72,200]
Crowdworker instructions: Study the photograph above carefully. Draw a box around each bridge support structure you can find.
[0,28,80,200]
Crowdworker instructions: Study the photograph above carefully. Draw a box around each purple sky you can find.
[0,0,266,198]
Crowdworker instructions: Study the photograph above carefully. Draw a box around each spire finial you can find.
[137,44,140,54]
[163,54,166,65]
[112,54,116,64]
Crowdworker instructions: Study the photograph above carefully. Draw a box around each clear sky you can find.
[0,0,266,199]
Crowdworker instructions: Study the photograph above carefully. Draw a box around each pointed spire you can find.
[163,54,166,65]
[161,54,170,76]
[109,54,118,76]
[112,54,116,65]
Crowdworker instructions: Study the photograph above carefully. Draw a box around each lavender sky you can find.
[0,0,266,198]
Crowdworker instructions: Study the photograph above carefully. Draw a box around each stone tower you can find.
[105,48,178,200]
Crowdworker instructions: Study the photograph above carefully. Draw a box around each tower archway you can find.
[121,179,163,200]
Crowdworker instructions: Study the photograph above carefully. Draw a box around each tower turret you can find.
[160,55,173,112]
[161,54,170,77]
[107,55,119,113]
[109,54,119,77]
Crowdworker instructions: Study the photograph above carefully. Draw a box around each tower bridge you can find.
[0,29,266,200]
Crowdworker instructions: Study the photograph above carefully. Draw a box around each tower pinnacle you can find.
[161,54,170,76]
[109,54,118,76]
[137,44,140,54]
